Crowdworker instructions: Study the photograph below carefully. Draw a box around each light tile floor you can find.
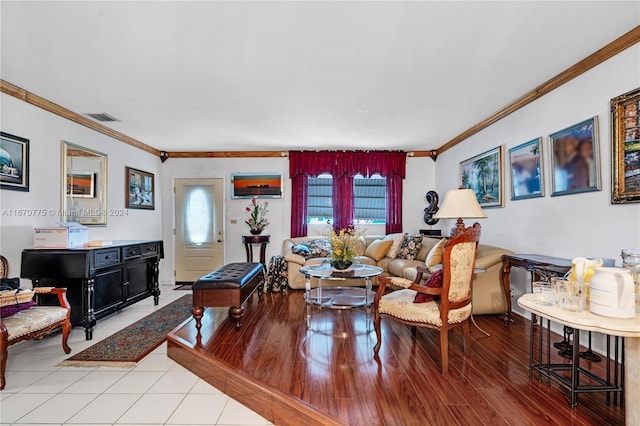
[0,288,272,426]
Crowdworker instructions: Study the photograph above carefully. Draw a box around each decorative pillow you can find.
[383,233,405,259]
[364,239,394,262]
[425,238,447,271]
[353,236,367,256]
[0,300,36,318]
[414,269,443,303]
[307,239,332,258]
[291,243,311,259]
[397,235,423,260]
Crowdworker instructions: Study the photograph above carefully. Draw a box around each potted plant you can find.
[245,198,269,235]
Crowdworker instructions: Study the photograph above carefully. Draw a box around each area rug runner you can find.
[59,295,192,368]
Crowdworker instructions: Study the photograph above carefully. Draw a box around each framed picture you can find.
[126,167,155,209]
[549,116,601,197]
[66,172,95,198]
[460,146,504,208]
[611,87,640,204]
[0,131,29,192]
[231,173,283,199]
[509,138,544,200]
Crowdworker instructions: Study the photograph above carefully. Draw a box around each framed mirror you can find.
[61,141,108,225]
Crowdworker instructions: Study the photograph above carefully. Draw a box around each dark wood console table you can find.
[21,240,163,340]
[242,235,270,267]
[501,254,572,323]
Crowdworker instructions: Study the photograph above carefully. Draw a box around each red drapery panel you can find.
[333,175,354,230]
[290,174,308,237]
[385,174,403,234]
[289,150,407,236]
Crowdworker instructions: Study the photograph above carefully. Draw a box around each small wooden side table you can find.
[501,254,572,323]
[242,235,270,268]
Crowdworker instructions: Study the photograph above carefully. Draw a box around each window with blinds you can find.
[307,175,333,224]
[354,175,386,224]
[306,174,386,224]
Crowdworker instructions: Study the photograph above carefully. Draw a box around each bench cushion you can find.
[193,262,263,290]
[2,306,68,341]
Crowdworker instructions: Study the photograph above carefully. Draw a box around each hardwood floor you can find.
[167,290,625,425]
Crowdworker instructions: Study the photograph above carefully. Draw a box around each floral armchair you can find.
[373,224,481,374]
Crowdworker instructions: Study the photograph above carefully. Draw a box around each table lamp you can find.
[434,188,487,237]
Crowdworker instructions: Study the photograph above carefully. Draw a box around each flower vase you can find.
[331,260,353,272]
[249,229,262,236]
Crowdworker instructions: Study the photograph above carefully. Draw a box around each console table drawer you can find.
[141,242,158,256]
[123,245,142,259]
[95,249,120,267]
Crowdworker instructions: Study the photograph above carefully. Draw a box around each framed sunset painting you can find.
[231,173,283,199]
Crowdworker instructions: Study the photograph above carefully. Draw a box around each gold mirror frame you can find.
[61,141,108,225]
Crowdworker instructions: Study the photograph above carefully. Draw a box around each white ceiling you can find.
[1,1,639,152]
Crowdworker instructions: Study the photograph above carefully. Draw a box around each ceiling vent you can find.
[85,113,119,122]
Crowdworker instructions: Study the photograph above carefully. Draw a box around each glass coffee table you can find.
[299,263,383,331]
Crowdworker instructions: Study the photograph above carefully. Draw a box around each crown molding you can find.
[436,25,640,156]
[1,80,161,157]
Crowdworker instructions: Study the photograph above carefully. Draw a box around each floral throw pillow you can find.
[307,239,332,258]
[397,234,423,260]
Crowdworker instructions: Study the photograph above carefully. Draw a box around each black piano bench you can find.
[192,262,264,330]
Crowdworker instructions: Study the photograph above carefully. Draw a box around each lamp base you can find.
[449,218,466,238]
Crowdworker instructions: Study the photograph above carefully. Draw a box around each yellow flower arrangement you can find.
[329,225,360,270]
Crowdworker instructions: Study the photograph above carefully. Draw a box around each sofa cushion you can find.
[397,235,422,260]
[387,258,423,278]
[425,238,447,270]
[414,269,443,303]
[364,239,394,261]
[383,233,405,258]
[416,237,441,261]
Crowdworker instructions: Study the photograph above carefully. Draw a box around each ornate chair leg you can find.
[462,321,471,357]
[0,326,7,391]
[373,311,382,354]
[440,330,449,375]
[61,319,71,354]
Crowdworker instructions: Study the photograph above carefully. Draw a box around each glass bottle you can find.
[621,248,640,313]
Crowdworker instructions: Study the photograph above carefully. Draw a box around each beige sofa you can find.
[282,235,513,315]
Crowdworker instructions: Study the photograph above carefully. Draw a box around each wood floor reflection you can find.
[167,291,624,426]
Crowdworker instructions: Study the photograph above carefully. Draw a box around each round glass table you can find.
[299,263,383,331]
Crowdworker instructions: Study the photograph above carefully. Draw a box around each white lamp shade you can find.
[434,188,487,219]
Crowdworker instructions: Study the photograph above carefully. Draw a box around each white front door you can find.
[174,178,224,283]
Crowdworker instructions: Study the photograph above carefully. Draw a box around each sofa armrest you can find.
[284,253,306,265]
[474,247,513,270]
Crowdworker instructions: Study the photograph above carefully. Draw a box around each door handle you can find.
[217,239,223,243]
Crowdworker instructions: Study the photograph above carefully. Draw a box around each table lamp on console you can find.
[434,188,487,237]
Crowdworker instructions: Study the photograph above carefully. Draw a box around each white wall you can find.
[434,46,640,316]
[159,155,436,285]
[0,93,163,281]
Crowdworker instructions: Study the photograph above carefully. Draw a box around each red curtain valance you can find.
[289,150,407,179]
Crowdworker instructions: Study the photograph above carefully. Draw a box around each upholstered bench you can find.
[192,262,264,330]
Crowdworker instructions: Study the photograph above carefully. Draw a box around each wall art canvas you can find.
[231,173,283,199]
[460,146,503,208]
[509,138,544,200]
[611,87,640,203]
[0,131,29,192]
[549,117,601,196]
[126,166,155,209]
